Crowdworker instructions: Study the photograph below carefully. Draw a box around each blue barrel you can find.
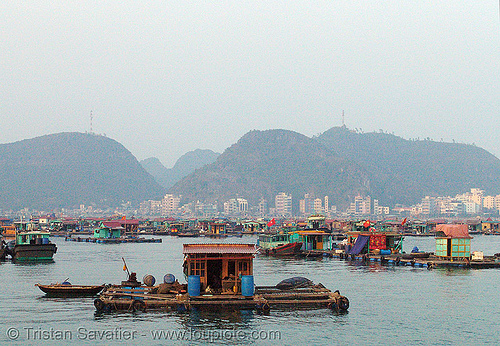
[188,275,201,296]
[380,249,391,255]
[241,275,254,297]
[42,238,49,244]
[164,274,176,284]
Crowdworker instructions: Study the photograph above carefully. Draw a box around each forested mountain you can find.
[3,128,499,211]
[318,126,500,206]
[169,129,370,210]
[170,127,500,209]
[0,132,165,209]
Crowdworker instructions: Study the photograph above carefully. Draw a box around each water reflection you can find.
[179,308,256,329]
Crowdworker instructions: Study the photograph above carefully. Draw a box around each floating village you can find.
[2,214,500,314]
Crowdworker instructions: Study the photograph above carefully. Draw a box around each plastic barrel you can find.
[188,275,201,296]
[143,275,156,287]
[42,238,49,244]
[241,275,254,297]
[164,274,176,284]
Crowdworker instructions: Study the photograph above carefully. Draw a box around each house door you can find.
[207,259,223,291]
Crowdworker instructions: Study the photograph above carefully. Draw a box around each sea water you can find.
[1,235,500,345]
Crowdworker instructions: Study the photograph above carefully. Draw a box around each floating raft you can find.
[64,237,162,244]
[94,285,349,313]
[332,252,500,269]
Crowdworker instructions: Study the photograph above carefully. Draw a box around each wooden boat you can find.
[263,242,302,256]
[258,233,303,256]
[176,230,200,237]
[36,283,105,296]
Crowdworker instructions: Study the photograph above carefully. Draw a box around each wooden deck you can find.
[330,252,500,269]
[94,285,349,313]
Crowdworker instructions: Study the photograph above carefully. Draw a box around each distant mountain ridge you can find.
[0,132,165,209]
[168,129,370,210]
[317,126,500,206]
[169,127,500,209]
[3,128,499,211]
[141,149,220,189]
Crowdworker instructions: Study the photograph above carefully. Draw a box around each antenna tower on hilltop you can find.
[342,110,345,127]
[90,110,93,134]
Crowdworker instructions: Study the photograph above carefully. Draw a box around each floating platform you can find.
[64,237,162,244]
[94,284,349,313]
[332,252,500,269]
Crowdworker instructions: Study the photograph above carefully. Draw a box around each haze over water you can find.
[2,235,500,345]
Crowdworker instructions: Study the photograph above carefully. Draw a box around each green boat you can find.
[6,230,57,262]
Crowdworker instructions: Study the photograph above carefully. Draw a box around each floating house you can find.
[94,221,123,239]
[290,230,333,251]
[481,220,500,234]
[50,219,82,233]
[168,222,186,235]
[182,243,255,294]
[208,221,227,235]
[0,218,15,238]
[93,219,139,239]
[241,220,261,233]
[306,215,329,231]
[435,224,472,260]
[346,222,404,255]
[95,243,350,313]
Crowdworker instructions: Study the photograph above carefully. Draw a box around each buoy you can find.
[132,300,146,312]
[339,297,349,311]
[94,299,105,311]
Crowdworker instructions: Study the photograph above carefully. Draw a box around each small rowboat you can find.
[36,283,105,297]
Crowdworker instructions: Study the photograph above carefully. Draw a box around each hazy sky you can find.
[1,1,499,166]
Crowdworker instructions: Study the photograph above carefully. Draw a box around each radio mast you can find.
[90,110,93,134]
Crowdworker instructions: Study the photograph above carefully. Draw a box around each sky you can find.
[1,1,499,167]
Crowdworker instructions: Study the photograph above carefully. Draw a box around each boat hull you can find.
[36,284,104,296]
[263,242,303,256]
[12,244,57,261]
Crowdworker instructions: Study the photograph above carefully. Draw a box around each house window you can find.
[190,261,205,277]
[238,261,249,274]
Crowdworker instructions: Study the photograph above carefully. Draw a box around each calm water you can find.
[1,235,500,345]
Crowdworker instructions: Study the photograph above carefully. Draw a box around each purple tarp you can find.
[348,235,370,255]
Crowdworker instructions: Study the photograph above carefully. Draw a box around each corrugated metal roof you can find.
[102,221,123,229]
[183,244,256,255]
